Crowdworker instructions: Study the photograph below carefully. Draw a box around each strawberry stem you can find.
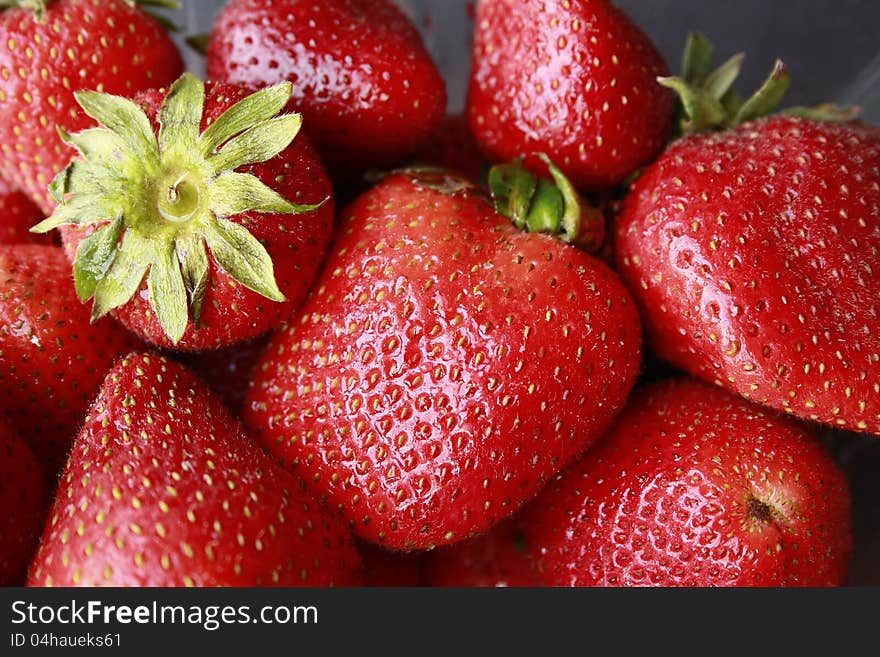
[489,154,605,252]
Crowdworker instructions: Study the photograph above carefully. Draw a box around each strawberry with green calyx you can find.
[615,36,880,435]
[244,169,642,551]
[28,353,364,587]
[658,32,859,137]
[0,0,184,213]
[468,0,673,191]
[34,73,335,350]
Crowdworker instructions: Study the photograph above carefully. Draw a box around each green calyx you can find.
[32,72,323,344]
[488,154,604,252]
[658,32,860,136]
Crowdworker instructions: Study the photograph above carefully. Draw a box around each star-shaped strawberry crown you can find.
[33,73,324,344]
[660,32,859,136]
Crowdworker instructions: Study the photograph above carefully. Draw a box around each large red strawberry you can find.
[0,245,136,473]
[522,378,852,587]
[243,167,642,550]
[206,0,447,182]
[0,0,184,214]
[421,517,538,587]
[0,175,48,245]
[468,0,673,191]
[615,115,880,435]
[28,352,363,587]
[33,74,334,351]
[0,420,47,586]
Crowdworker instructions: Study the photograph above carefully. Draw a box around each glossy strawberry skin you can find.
[468,0,673,191]
[243,172,642,550]
[28,353,363,587]
[206,0,446,180]
[421,517,537,587]
[0,421,47,586]
[523,379,852,587]
[0,176,48,245]
[0,0,184,214]
[0,245,137,474]
[615,116,880,435]
[60,82,335,352]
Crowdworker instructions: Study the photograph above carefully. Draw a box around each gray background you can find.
[177,0,880,121]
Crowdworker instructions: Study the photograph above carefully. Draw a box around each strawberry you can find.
[411,114,488,185]
[0,175,49,245]
[421,517,537,587]
[0,420,47,585]
[33,74,335,351]
[205,0,447,181]
[522,378,852,586]
[467,0,673,191]
[0,0,184,214]
[358,541,423,587]
[178,334,269,416]
[243,167,642,550]
[615,115,880,435]
[0,244,136,474]
[28,352,364,587]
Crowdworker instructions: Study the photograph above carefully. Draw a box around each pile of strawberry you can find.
[0,0,876,588]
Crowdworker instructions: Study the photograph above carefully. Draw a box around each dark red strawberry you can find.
[0,420,47,586]
[178,335,270,416]
[468,0,673,190]
[0,245,136,474]
[0,0,184,213]
[411,114,487,185]
[421,517,537,587]
[615,115,880,435]
[35,74,334,351]
[0,175,48,245]
[359,541,423,587]
[206,0,446,181]
[522,378,852,587]
[243,169,642,550]
[28,352,363,587]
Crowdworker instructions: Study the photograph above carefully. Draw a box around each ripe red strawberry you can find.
[28,352,363,587]
[522,379,852,587]
[206,0,447,181]
[243,169,642,550]
[421,518,538,587]
[0,0,184,214]
[34,74,334,351]
[0,175,49,245]
[0,420,47,586]
[468,0,673,191]
[0,245,136,474]
[615,116,880,435]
